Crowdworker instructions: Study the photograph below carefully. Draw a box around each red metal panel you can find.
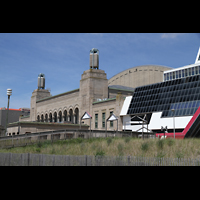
[182,106,200,136]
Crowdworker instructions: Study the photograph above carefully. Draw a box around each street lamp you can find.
[171,109,175,139]
[5,89,12,136]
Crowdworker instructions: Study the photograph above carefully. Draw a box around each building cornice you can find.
[36,89,79,103]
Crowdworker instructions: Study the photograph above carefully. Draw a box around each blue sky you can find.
[0,33,200,109]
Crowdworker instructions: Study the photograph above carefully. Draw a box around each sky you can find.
[0,33,200,109]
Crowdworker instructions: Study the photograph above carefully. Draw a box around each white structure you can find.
[163,47,200,81]
[120,48,200,133]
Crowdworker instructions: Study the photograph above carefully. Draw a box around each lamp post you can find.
[5,89,12,136]
[171,109,175,139]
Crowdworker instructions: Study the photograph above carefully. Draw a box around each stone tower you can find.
[80,48,108,118]
[30,74,51,121]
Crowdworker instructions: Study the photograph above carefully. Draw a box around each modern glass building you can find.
[120,47,200,134]
[127,74,200,118]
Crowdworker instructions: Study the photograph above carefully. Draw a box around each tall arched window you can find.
[63,110,67,122]
[49,113,52,122]
[58,111,62,122]
[37,115,40,122]
[45,114,48,122]
[54,112,57,122]
[41,114,44,122]
[74,108,79,124]
[69,109,73,123]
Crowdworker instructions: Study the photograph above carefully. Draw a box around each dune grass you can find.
[0,137,200,159]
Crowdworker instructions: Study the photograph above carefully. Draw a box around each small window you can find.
[95,114,98,129]
[167,73,169,81]
[179,70,182,78]
[110,111,113,127]
[185,69,188,77]
[195,66,198,75]
[192,67,195,76]
[170,72,172,80]
[176,71,178,79]
[188,68,191,76]
[102,113,105,128]
[182,69,185,78]
[164,74,167,81]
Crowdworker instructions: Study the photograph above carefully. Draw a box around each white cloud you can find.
[88,33,103,36]
[161,33,186,39]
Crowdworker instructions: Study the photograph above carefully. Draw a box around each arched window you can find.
[37,115,40,122]
[45,114,48,122]
[63,110,67,122]
[41,114,44,122]
[69,109,73,123]
[49,113,52,122]
[54,112,57,122]
[58,111,62,122]
[74,108,79,124]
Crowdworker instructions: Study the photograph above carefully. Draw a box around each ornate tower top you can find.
[90,48,99,69]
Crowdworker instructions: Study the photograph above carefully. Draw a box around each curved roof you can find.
[108,64,172,89]
[109,65,172,80]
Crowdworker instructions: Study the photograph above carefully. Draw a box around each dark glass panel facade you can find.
[127,74,200,118]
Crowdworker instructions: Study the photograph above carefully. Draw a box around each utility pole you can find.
[5,89,12,136]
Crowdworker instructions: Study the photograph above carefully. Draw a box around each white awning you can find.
[81,111,92,120]
[107,113,118,121]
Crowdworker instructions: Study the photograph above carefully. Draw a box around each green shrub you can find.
[166,138,175,147]
[157,139,165,150]
[156,151,166,158]
[124,137,131,143]
[117,143,124,156]
[117,143,123,152]
[67,138,84,144]
[91,143,97,150]
[80,143,85,151]
[107,138,112,146]
[95,149,105,157]
[36,148,41,153]
[141,142,149,152]
[176,151,184,159]
[50,148,56,154]
[37,142,43,148]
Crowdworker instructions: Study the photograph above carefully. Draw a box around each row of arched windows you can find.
[37,108,79,124]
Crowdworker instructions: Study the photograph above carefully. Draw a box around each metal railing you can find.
[0,129,140,149]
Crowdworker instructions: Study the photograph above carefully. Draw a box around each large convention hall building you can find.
[6,48,172,135]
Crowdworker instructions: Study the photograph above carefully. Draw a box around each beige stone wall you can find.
[30,89,51,121]
[27,68,133,131]
[36,90,80,117]
[79,69,108,122]
[108,65,172,88]
[91,93,124,131]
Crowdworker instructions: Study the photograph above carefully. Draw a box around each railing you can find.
[0,129,140,149]
[0,153,199,166]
